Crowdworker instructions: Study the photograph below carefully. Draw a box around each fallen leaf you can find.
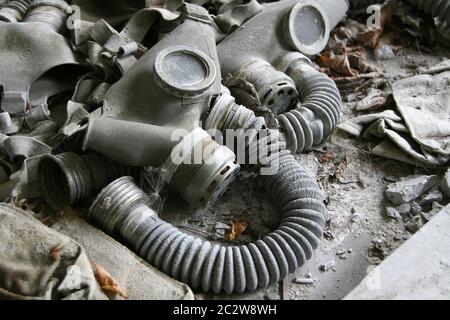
[335,154,360,184]
[356,27,383,48]
[93,263,129,299]
[335,155,349,183]
[319,151,335,163]
[320,52,358,77]
[50,243,64,261]
[229,221,248,240]
[348,52,379,74]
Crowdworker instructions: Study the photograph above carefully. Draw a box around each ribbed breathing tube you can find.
[36,51,337,293]
[0,0,32,22]
[274,53,343,153]
[88,98,327,293]
[407,0,450,38]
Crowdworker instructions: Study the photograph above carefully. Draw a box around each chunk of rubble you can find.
[386,207,402,220]
[418,188,443,207]
[405,216,424,233]
[396,203,412,216]
[384,176,398,183]
[421,202,445,222]
[375,45,396,61]
[214,222,231,238]
[293,277,318,285]
[410,201,423,216]
[386,175,440,205]
[320,259,336,272]
[215,222,231,230]
[442,169,450,198]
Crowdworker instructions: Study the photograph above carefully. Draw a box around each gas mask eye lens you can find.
[154,46,216,98]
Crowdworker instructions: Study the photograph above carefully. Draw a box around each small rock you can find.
[386,175,439,205]
[336,250,346,256]
[430,201,444,213]
[372,238,384,246]
[293,277,317,285]
[418,188,443,207]
[375,44,396,60]
[384,176,398,183]
[410,201,422,216]
[319,260,336,272]
[386,207,402,220]
[214,222,231,230]
[347,248,353,254]
[420,212,432,222]
[405,215,424,233]
[215,229,226,237]
[351,210,362,223]
[396,203,412,216]
[421,202,444,222]
[338,254,347,260]
[441,168,450,198]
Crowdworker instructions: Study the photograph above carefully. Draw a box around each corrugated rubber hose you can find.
[89,103,327,293]
[0,0,32,22]
[407,0,450,38]
[275,52,343,153]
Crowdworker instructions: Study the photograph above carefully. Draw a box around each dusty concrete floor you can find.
[160,45,450,300]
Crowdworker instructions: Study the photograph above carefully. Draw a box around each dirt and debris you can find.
[405,215,424,233]
[320,260,337,272]
[385,207,402,220]
[386,175,440,205]
[382,171,449,236]
[203,2,449,300]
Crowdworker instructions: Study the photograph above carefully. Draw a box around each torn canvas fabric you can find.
[338,60,450,167]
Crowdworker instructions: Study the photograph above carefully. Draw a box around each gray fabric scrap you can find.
[0,204,107,300]
[338,60,450,167]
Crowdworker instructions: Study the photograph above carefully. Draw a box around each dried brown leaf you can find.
[319,151,335,163]
[94,263,129,299]
[356,28,383,48]
[335,157,349,182]
[348,52,379,74]
[229,221,248,240]
[51,243,64,261]
[320,52,358,77]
